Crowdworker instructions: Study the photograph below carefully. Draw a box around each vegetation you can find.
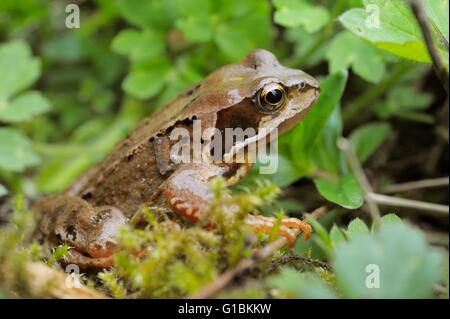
[0,0,448,299]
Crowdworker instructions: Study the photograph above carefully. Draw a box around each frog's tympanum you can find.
[34,49,320,269]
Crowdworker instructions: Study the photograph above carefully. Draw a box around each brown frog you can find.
[34,49,320,269]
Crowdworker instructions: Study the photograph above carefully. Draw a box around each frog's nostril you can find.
[297,81,306,91]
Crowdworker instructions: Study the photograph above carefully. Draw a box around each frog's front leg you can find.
[34,195,127,269]
[162,163,312,244]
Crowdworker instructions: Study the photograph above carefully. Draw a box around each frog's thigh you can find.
[162,163,227,221]
[35,195,127,260]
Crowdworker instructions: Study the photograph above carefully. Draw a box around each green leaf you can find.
[123,58,171,99]
[339,0,448,65]
[349,122,391,162]
[273,0,330,33]
[267,268,337,298]
[0,184,7,197]
[326,32,386,83]
[374,86,434,123]
[111,29,165,62]
[176,15,213,42]
[346,218,370,239]
[314,173,364,209]
[306,216,333,253]
[330,224,346,246]
[289,71,348,171]
[0,91,51,123]
[215,14,273,60]
[115,0,177,30]
[0,128,40,172]
[311,106,343,175]
[423,0,449,41]
[253,154,303,187]
[333,223,442,298]
[380,213,402,225]
[0,40,40,99]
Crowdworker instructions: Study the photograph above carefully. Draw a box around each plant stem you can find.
[367,193,449,216]
[338,138,382,228]
[343,63,412,122]
[381,177,449,194]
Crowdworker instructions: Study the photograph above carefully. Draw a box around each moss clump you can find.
[99,178,283,298]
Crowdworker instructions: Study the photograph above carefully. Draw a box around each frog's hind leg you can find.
[34,195,127,268]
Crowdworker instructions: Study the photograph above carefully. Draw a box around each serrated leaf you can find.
[0,40,40,99]
[273,0,329,33]
[339,0,448,65]
[380,213,402,225]
[333,223,442,298]
[349,122,391,162]
[314,173,364,209]
[346,218,370,239]
[0,128,40,172]
[0,91,51,123]
[326,32,386,83]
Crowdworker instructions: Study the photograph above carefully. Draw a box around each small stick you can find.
[367,193,449,216]
[381,177,449,194]
[410,0,449,94]
[25,262,109,299]
[337,138,381,227]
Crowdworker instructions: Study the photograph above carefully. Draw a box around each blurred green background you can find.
[0,0,448,299]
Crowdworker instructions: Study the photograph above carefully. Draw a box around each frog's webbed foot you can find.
[34,195,127,269]
[245,215,312,246]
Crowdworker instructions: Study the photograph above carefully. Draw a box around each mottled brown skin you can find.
[34,49,320,269]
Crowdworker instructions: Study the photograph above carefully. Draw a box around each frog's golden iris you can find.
[255,82,286,114]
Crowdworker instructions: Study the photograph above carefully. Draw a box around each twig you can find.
[270,255,333,272]
[25,262,109,299]
[338,138,381,227]
[307,205,328,220]
[381,177,449,193]
[425,230,449,247]
[410,0,449,94]
[367,193,449,217]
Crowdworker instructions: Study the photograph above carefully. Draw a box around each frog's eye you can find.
[254,83,286,114]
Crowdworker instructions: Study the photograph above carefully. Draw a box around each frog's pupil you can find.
[265,89,282,104]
